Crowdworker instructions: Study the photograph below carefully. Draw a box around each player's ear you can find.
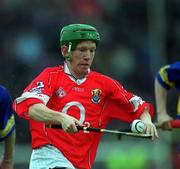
[60,45,68,58]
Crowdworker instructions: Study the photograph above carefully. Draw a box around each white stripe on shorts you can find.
[29,144,76,169]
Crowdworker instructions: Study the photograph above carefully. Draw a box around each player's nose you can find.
[83,50,92,60]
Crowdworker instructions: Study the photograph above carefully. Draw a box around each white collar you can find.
[64,62,89,85]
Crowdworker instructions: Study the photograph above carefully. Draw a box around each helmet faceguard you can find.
[60,24,100,61]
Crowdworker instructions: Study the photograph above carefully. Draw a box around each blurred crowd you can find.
[0,0,180,168]
[0,0,179,98]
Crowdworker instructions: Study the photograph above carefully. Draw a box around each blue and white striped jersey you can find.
[156,61,180,117]
[0,85,15,141]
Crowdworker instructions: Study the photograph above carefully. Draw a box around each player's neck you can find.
[68,69,86,80]
[65,63,87,80]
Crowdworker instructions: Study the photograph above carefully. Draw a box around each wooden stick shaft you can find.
[45,124,152,139]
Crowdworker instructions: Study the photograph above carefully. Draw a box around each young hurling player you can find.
[14,24,158,169]
[0,86,15,169]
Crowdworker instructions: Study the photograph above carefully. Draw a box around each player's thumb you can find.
[74,119,81,126]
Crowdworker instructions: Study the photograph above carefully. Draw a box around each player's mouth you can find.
[79,64,90,69]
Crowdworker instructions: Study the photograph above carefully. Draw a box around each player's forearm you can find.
[3,130,15,162]
[154,79,168,114]
[28,103,63,124]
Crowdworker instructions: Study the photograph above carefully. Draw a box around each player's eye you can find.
[79,48,87,52]
[77,47,96,54]
[90,49,96,53]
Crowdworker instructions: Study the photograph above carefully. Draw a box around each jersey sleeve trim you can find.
[14,98,44,119]
[156,65,174,89]
[0,114,15,140]
[16,92,50,105]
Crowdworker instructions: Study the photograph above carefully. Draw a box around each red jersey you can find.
[14,64,154,169]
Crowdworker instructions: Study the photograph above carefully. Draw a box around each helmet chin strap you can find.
[66,42,72,61]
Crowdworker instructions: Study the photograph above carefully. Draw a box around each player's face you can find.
[70,41,96,78]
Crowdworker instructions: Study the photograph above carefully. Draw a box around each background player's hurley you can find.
[155,119,180,130]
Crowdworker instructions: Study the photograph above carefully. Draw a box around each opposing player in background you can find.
[14,24,158,169]
[155,61,180,129]
[0,86,16,169]
[155,61,180,169]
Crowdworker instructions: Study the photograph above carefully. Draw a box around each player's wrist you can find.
[56,112,66,124]
[3,159,13,164]
[140,110,152,123]
[157,110,168,117]
[1,156,13,164]
[2,152,13,161]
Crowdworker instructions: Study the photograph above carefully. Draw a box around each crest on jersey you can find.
[56,87,66,98]
[91,89,101,104]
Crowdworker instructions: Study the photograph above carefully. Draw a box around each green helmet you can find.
[60,24,100,50]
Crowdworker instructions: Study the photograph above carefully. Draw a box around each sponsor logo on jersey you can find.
[72,87,84,92]
[56,87,66,98]
[91,89,101,104]
[30,81,44,94]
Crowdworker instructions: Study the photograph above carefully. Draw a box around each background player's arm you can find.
[154,78,173,123]
[0,130,15,169]
[28,103,81,132]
